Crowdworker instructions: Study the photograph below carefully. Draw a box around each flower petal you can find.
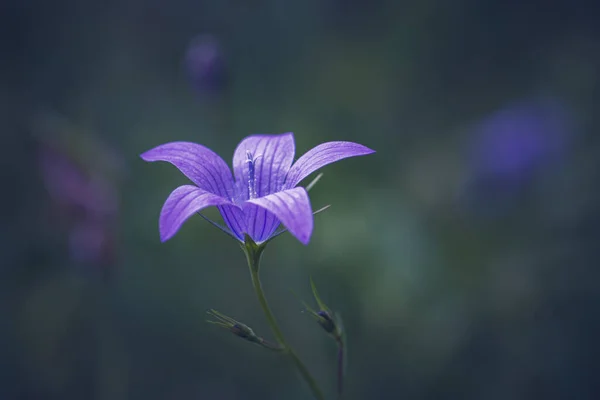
[159,185,235,242]
[285,141,375,188]
[240,204,280,243]
[217,205,246,241]
[141,142,235,198]
[232,133,295,200]
[246,187,313,245]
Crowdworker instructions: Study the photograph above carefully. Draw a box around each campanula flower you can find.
[141,132,374,245]
[469,98,569,183]
[460,98,572,216]
[185,34,227,96]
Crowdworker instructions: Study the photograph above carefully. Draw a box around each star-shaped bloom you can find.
[141,132,374,245]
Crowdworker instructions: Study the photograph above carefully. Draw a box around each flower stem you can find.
[243,239,325,400]
[336,338,345,399]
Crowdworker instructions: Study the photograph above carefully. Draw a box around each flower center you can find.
[245,150,260,199]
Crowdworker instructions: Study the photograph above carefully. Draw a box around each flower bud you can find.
[207,309,261,344]
[316,310,337,335]
[300,278,344,341]
[206,309,282,351]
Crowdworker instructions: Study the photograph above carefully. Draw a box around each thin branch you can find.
[197,212,238,240]
[305,173,324,192]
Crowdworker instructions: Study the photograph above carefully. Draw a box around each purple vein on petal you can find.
[140,142,235,198]
[252,137,268,239]
[260,139,280,240]
[255,134,295,240]
[254,138,275,241]
[260,140,284,240]
[159,185,234,242]
[231,134,293,242]
[217,205,245,240]
[247,187,313,244]
[267,204,331,242]
[285,142,375,189]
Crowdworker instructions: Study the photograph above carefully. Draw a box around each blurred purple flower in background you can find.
[470,98,569,182]
[141,132,374,244]
[39,147,118,219]
[460,98,573,216]
[185,34,228,96]
[35,114,125,277]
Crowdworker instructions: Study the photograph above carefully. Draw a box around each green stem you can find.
[243,239,325,400]
[336,338,344,399]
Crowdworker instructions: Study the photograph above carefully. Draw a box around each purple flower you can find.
[141,133,374,245]
[39,146,119,218]
[469,98,570,183]
[185,35,227,95]
[35,113,125,273]
[38,147,120,273]
[459,98,573,217]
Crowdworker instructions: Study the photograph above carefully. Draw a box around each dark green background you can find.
[2,1,599,399]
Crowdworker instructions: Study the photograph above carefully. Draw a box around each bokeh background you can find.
[2,1,600,399]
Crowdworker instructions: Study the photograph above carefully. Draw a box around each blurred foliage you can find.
[2,0,600,399]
